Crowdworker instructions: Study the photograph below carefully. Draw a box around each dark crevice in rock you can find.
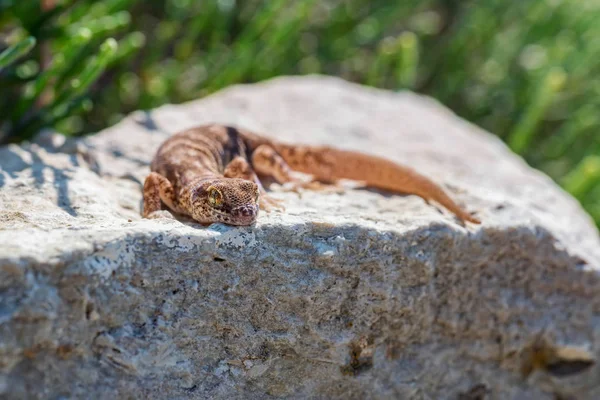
[457,384,490,400]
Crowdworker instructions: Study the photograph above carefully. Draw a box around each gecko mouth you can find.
[227,204,259,225]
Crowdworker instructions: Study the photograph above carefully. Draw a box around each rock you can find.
[1,76,599,400]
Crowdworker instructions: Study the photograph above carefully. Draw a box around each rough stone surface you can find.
[1,76,599,400]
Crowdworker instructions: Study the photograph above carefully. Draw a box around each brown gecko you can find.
[143,124,480,225]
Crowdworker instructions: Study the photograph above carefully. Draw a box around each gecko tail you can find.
[272,142,480,224]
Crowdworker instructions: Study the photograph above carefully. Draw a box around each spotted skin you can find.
[143,124,480,225]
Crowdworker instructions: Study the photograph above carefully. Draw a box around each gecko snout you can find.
[231,204,258,219]
[223,204,258,226]
[232,205,256,217]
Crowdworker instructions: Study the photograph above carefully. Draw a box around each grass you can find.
[0,0,599,226]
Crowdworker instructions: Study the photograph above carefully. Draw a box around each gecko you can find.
[142,124,481,226]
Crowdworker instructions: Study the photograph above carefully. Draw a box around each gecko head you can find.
[190,178,260,225]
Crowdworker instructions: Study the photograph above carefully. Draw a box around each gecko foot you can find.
[145,210,176,220]
[259,194,285,212]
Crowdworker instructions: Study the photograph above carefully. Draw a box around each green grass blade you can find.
[0,37,36,70]
[397,32,419,88]
[508,67,567,154]
[562,155,600,199]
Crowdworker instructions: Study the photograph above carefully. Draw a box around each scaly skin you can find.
[143,124,481,225]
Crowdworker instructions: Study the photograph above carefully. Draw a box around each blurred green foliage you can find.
[0,0,599,225]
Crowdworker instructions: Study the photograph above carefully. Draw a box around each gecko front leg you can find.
[142,172,180,219]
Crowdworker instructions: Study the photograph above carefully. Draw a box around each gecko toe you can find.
[260,195,285,212]
[146,210,176,220]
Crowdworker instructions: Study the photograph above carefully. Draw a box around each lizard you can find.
[142,124,481,226]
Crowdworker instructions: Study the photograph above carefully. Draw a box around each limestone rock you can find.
[1,76,599,399]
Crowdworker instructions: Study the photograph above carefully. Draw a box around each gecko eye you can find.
[255,189,260,201]
[207,187,223,207]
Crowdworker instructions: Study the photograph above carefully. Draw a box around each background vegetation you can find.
[1,0,599,225]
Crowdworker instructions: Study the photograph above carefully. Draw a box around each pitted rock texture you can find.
[1,76,599,400]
